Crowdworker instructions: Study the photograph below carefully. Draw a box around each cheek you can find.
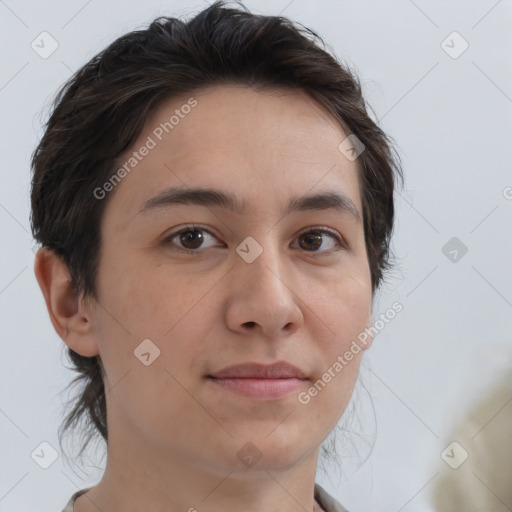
[99,255,208,340]
[95,258,220,392]
[309,268,371,401]
[317,267,372,343]
[93,263,206,434]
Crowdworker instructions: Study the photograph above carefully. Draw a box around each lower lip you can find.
[208,377,306,399]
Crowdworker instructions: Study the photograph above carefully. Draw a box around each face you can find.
[89,84,373,475]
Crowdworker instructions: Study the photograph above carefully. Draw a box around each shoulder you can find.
[61,487,93,512]
[314,483,350,512]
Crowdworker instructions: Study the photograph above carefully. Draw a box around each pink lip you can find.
[208,377,305,399]
[209,361,307,379]
[207,361,308,399]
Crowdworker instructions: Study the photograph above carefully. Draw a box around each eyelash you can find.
[162,224,345,256]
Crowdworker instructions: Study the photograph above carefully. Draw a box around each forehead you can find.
[104,84,362,224]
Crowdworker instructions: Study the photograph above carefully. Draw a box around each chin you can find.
[229,433,316,473]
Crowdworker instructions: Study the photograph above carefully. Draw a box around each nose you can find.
[224,241,304,339]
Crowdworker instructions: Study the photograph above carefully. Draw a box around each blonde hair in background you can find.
[432,365,512,511]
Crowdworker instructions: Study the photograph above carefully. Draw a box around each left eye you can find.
[163,225,344,255]
[294,228,343,253]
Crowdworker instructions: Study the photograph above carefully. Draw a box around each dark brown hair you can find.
[30,0,403,468]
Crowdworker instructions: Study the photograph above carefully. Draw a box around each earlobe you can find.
[34,248,100,357]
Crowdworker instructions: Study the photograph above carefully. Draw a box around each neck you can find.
[75,424,323,512]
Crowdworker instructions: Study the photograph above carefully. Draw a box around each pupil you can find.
[181,230,203,249]
[301,232,321,250]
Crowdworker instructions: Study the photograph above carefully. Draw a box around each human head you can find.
[31,0,403,471]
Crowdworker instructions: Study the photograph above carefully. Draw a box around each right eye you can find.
[162,225,222,254]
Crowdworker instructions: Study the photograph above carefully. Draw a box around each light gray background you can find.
[1,1,511,511]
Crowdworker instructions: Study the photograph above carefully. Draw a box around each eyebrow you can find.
[138,186,361,222]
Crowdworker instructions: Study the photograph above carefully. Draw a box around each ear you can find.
[34,247,99,357]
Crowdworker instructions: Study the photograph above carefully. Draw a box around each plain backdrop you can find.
[1,1,511,511]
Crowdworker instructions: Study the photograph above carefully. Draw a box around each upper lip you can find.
[209,361,307,379]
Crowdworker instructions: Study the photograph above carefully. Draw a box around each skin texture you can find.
[35,84,374,512]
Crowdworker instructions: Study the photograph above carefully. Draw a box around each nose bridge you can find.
[237,232,289,296]
[229,230,302,336]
